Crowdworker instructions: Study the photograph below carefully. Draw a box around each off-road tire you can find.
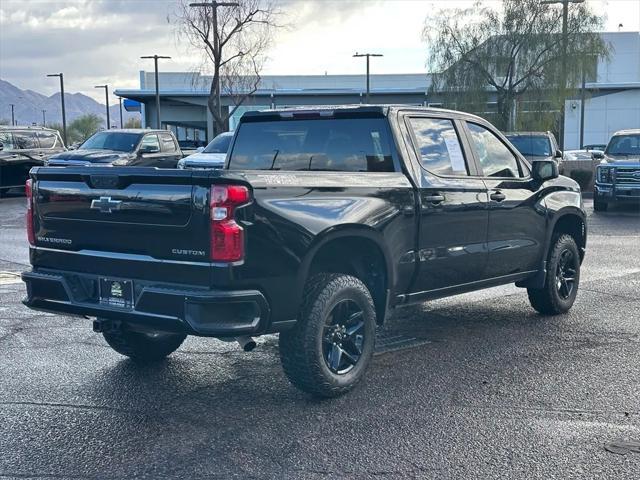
[593,194,608,212]
[279,273,376,398]
[527,234,580,315]
[101,322,186,362]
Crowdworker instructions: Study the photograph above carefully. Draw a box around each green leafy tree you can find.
[124,117,142,129]
[68,114,103,143]
[424,0,609,131]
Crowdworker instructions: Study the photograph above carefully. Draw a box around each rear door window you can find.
[159,132,177,152]
[408,117,469,176]
[228,117,395,172]
[37,131,58,149]
[13,131,39,150]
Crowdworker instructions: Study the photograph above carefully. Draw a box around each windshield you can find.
[606,134,640,156]
[228,117,395,172]
[80,132,141,152]
[203,133,233,153]
[506,135,552,157]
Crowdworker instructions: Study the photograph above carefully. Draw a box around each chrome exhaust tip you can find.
[235,336,257,352]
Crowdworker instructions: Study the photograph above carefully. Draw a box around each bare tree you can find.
[424,0,609,131]
[174,0,279,135]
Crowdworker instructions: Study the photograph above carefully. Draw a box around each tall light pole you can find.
[542,0,585,149]
[9,104,15,126]
[42,109,46,127]
[189,2,239,131]
[94,85,110,129]
[141,54,171,129]
[47,73,67,145]
[353,53,383,103]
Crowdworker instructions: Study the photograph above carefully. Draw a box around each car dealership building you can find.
[115,32,639,149]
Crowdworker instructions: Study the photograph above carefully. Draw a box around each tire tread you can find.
[279,273,375,398]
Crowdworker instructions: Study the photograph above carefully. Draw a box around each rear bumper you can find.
[21,269,271,337]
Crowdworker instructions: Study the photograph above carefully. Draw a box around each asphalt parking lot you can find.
[1,194,639,479]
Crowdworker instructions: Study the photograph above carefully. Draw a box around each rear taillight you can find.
[25,179,35,245]
[210,185,250,262]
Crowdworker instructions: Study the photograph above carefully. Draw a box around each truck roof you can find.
[612,128,640,136]
[95,128,169,134]
[503,131,554,137]
[241,104,486,123]
[0,125,61,132]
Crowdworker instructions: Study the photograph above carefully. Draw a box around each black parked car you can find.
[0,126,65,197]
[47,129,183,168]
[504,131,563,163]
[22,106,586,397]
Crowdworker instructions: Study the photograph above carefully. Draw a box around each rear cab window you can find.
[228,116,396,172]
[159,132,178,152]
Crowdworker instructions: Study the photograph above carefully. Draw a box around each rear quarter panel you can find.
[223,170,417,322]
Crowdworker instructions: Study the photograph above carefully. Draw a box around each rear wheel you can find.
[527,234,580,315]
[279,274,376,398]
[101,322,186,362]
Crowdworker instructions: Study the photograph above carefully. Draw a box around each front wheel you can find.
[279,274,376,398]
[527,234,581,315]
[101,322,187,362]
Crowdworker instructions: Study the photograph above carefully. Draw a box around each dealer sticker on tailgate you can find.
[99,279,134,308]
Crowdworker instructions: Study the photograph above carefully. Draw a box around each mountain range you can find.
[0,78,139,128]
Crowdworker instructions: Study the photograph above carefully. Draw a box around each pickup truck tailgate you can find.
[30,167,213,285]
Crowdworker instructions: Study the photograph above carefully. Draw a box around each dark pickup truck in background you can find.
[22,106,586,397]
[47,128,183,168]
[593,129,640,211]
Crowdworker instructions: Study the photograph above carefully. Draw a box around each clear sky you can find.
[1,0,638,104]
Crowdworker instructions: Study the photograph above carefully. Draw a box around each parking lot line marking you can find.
[0,272,22,285]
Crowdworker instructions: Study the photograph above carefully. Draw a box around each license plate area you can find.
[99,278,134,309]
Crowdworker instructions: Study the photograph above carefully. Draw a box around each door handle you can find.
[490,191,506,202]
[424,194,445,204]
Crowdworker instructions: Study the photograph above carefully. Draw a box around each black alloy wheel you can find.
[323,299,366,374]
[555,248,578,300]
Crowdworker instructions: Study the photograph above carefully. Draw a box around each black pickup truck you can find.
[22,106,586,397]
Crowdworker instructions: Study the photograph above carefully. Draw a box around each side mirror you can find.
[532,159,559,182]
[139,145,160,155]
[554,149,563,159]
[196,146,205,153]
[592,150,604,160]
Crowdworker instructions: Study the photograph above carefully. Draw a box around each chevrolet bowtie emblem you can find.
[90,196,122,213]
